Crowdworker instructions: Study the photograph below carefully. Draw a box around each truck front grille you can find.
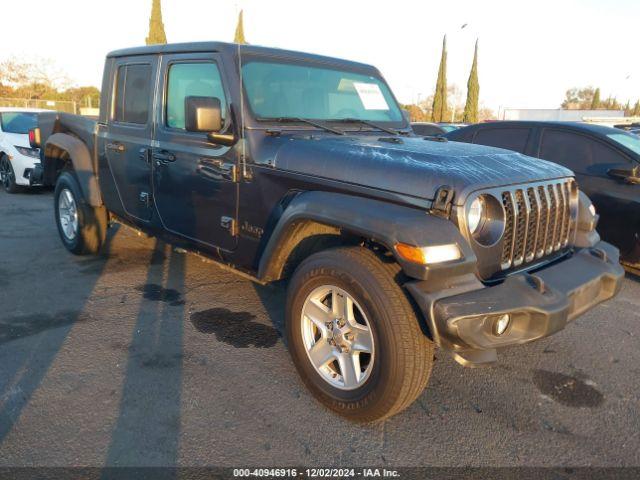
[500,180,575,270]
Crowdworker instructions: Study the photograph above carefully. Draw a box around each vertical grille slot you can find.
[536,185,550,257]
[498,180,575,271]
[525,188,539,262]
[546,184,558,253]
[501,192,515,267]
[513,190,528,266]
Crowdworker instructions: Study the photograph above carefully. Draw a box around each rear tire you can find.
[0,154,22,194]
[286,246,434,422]
[54,172,108,255]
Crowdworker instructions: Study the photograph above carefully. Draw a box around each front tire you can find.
[54,172,108,255]
[0,154,21,193]
[286,247,434,422]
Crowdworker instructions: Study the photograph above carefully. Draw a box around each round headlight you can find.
[467,194,505,247]
[468,197,485,234]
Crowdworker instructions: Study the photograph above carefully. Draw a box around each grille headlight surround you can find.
[467,194,505,247]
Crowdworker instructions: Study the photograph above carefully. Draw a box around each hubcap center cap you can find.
[331,319,353,350]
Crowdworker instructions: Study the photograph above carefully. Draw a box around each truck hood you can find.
[271,135,573,205]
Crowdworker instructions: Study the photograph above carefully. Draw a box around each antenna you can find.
[236,2,247,178]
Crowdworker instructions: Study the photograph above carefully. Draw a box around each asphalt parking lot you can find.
[1,188,639,468]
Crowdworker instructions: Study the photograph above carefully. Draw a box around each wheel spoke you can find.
[332,289,347,319]
[337,352,359,387]
[352,327,373,353]
[64,190,74,207]
[308,339,335,368]
[303,299,332,332]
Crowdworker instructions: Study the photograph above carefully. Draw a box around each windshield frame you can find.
[0,112,38,135]
[239,54,409,131]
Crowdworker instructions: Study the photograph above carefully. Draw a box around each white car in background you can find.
[0,107,46,193]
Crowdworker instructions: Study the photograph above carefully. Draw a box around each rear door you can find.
[537,128,639,256]
[105,56,158,223]
[152,53,238,251]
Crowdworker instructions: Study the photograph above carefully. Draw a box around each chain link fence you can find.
[0,97,77,114]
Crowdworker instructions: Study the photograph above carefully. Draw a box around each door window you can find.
[113,64,152,125]
[166,63,227,130]
[539,129,630,174]
[473,128,531,153]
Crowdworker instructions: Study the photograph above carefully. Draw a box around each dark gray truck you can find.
[30,42,624,421]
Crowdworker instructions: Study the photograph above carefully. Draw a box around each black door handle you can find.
[152,151,176,164]
[197,158,236,181]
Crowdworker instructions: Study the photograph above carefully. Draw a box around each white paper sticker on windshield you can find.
[353,82,389,110]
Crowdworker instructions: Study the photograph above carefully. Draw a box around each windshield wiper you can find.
[265,117,345,135]
[331,118,404,136]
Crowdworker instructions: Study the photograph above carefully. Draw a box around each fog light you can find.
[493,314,511,336]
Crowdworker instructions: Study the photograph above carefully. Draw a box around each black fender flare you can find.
[44,133,102,207]
[257,191,477,282]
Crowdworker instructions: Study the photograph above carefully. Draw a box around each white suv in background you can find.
[0,107,46,193]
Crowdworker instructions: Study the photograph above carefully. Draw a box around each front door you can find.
[538,128,640,257]
[152,53,238,251]
[105,56,158,223]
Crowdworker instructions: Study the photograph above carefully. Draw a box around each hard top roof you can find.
[107,41,375,71]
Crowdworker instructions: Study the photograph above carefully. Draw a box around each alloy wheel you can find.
[58,188,79,241]
[300,285,375,390]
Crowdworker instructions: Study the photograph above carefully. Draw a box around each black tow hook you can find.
[526,274,546,294]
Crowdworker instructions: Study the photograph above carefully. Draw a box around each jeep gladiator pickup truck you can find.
[30,42,624,421]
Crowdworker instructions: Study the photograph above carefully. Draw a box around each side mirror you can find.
[607,164,640,184]
[29,127,42,149]
[185,96,223,133]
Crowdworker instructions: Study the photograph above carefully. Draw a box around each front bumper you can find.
[407,241,624,366]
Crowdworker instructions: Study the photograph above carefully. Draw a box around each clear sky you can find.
[2,0,638,113]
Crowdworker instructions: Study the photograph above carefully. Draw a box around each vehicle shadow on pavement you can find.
[252,281,287,342]
[0,231,114,445]
[103,240,186,472]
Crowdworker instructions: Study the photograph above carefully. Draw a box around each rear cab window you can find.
[473,127,531,153]
[112,64,152,125]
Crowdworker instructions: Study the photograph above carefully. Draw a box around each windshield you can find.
[606,131,640,157]
[242,61,404,124]
[0,112,38,135]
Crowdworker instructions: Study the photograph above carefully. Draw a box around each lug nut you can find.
[345,333,354,341]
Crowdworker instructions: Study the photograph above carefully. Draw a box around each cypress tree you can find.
[431,35,449,123]
[463,39,479,124]
[633,100,640,117]
[590,88,601,109]
[234,10,247,44]
[146,0,167,46]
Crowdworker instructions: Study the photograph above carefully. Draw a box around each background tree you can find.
[561,86,595,109]
[146,0,167,46]
[234,10,247,44]
[431,35,449,123]
[633,100,640,117]
[0,57,98,107]
[462,40,479,123]
[400,104,427,122]
[590,88,601,109]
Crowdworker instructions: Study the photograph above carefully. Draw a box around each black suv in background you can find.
[446,121,640,268]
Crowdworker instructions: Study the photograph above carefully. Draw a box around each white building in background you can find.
[501,108,624,122]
